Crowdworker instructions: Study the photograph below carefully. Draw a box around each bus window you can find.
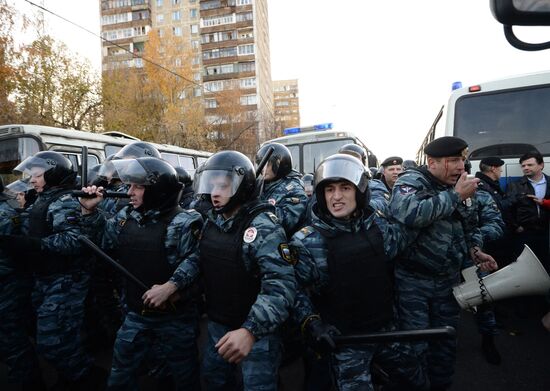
[197,156,208,168]
[0,137,40,175]
[161,152,179,167]
[105,144,123,158]
[178,155,195,173]
[286,145,300,172]
[302,139,353,175]
[454,85,550,156]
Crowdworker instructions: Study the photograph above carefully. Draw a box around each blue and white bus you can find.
[418,70,550,189]
[264,123,378,175]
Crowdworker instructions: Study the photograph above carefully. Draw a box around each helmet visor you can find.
[13,156,57,179]
[5,178,31,195]
[112,159,157,186]
[315,155,369,193]
[97,159,118,181]
[194,169,243,198]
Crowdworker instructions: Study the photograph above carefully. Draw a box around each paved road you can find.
[2,302,549,390]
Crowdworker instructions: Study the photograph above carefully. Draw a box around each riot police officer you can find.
[290,154,428,390]
[0,175,43,389]
[255,143,308,236]
[175,166,195,209]
[190,150,296,390]
[80,157,203,390]
[0,151,97,388]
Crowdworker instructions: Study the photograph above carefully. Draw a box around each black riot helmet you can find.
[112,157,183,211]
[174,166,192,188]
[314,154,370,217]
[0,175,3,193]
[194,150,257,214]
[114,141,161,160]
[338,143,367,166]
[13,151,76,189]
[255,142,292,181]
[402,160,418,170]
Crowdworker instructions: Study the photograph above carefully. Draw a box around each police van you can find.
[0,124,212,183]
[417,70,550,189]
[263,123,378,175]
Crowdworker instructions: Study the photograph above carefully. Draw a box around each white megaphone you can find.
[453,245,550,310]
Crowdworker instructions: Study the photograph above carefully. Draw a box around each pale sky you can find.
[12,0,550,162]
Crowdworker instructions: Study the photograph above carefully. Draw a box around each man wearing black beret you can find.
[380,156,403,192]
[388,136,498,391]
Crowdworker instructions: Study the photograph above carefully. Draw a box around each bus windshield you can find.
[302,139,353,175]
[453,84,550,158]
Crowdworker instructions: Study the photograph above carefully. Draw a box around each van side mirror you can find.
[491,0,550,50]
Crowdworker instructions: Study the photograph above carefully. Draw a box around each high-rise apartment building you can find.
[273,79,300,135]
[100,0,274,156]
[199,0,273,155]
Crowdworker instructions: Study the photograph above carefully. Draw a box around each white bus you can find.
[418,70,550,188]
[264,123,378,175]
[0,124,212,182]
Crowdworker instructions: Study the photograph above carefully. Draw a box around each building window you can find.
[175,58,182,67]
[238,61,255,72]
[158,28,164,37]
[236,12,253,22]
[190,24,199,34]
[156,0,163,6]
[156,13,164,23]
[237,0,251,5]
[172,10,181,20]
[238,44,254,55]
[172,0,180,5]
[194,72,201,81]
[204,99,218,109]
[239,77,256,88]
[204,80,224,92]
[190,8,197,19]
[202,14,235,27]
[240,94,257,105]
[192,40,199,49]
[173,26,182,36]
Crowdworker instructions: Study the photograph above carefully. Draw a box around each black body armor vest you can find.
[116,207,181,313]
[321,224,394,333]
[199,202,272,329]
[28,189,73,275]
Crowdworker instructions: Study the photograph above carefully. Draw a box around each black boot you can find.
[481,334,501,365]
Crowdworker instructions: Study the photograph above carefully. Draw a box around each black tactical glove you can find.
[0,235,42,253]
[303,315,340,354]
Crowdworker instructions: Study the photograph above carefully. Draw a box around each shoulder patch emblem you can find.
[375,209,386,218]
[243,227,257,243]
[399,185,416,195]
[278,243,298,265]
[119,219,126,227]
[268,198,277,206]
[285,184,294,191]
[290,197,300,204]
[10,215,20,227]
[299,226,313,237]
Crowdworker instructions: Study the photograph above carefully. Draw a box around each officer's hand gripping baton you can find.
[332,326,456,346]
[78,235,148,291]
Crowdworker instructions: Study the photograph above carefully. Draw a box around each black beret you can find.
[381,156,403,167]
[479,157,504,167]
[424,136,468,158]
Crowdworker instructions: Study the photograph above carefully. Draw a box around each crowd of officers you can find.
[0,136,548,391]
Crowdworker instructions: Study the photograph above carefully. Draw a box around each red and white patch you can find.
[268,198,277,206]
[243,227,258,243]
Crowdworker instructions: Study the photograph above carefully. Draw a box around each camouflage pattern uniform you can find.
[178,203,296,391]
[290,205,427,391]
[260,170,308,236]
[389,167,483,389]
[0,198,41,387]
[461,190,504,337]
[369,179,391,214]
[83,205,203,390]
[21,188,94,382]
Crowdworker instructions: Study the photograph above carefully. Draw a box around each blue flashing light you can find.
[313,122,333,130]
[451,81,462,91]
[283,127,301,135]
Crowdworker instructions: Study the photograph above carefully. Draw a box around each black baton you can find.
[255,146,275,177]
[72,190,130,198]
[333,326,456,346]
[78,235,149,291]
